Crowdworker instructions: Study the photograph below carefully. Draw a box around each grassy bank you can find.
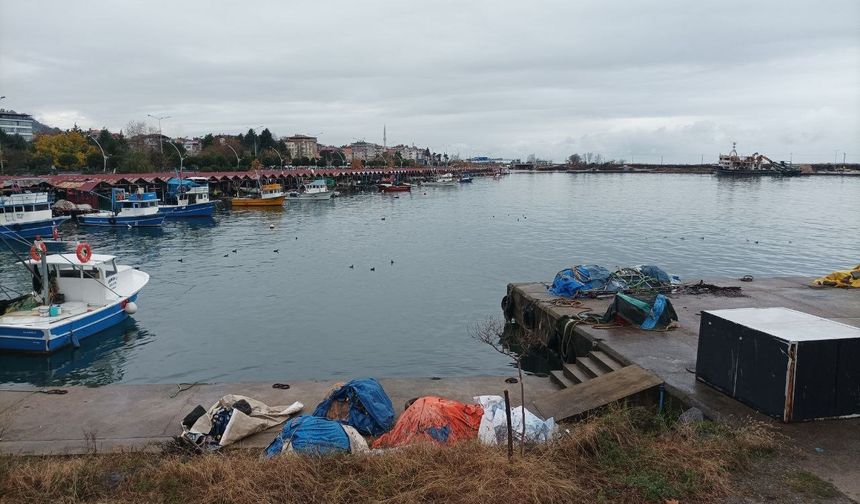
[0,407,796,503]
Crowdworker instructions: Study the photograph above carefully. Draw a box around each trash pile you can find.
[813,264,860,289]
[548,264,679,299]
[178,378,558,457]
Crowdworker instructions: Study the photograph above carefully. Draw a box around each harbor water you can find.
[1,173,857,386]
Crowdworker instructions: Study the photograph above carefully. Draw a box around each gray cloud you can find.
[1,0,858,162]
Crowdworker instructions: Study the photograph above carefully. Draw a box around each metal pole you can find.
[268,147,284,169]
[88,135,108,173]
[147,114,170,155]
[0,96,5,174]
[165,140,185,172]
[225,144,240,168]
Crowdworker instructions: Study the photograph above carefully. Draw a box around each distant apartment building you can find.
[128,133,167,151]
[348,141,383,161]
[395,145,430,165]
[0,111,34,141]
[175,137,202,154]
[285,135,318,159]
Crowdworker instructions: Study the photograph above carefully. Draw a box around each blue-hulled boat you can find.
[0,251,150,353]
[78,189,165,227]
[459,173,473,183]
[0,192,70,239]
[158,177,216,218]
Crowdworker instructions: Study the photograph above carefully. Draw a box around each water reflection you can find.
[0,319,153,386]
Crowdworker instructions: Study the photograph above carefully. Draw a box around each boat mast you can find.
[39,251,49,304]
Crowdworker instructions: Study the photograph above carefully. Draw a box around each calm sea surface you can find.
[1,173,857,386]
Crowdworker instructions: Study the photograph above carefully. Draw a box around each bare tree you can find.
[471,318,543,456]
[125,120,149,151]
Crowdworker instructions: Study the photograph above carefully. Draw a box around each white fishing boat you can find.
[0,192,70,239]
[0,246,149,352]
[288,179,334,200]
[423,173,458,187]
[78,189,165,227]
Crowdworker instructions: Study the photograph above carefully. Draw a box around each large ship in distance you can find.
[716,143,801,176]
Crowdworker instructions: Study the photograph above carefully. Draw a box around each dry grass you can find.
[0,407,780,504]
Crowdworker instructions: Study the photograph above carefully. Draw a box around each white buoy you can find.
[269,224,275,229]
[124,301,138,314]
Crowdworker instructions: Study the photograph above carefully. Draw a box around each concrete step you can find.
[562,363,590,384]
[550,370,577,388]
[590,350,624,372]
[576,356,607,378]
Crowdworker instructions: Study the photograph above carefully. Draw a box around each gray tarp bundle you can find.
[182,394,303,450]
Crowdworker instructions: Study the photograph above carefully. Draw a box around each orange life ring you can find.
[29,242,47,261]
[76,242,93,263]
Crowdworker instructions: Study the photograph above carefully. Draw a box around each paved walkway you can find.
[0,375,555,455]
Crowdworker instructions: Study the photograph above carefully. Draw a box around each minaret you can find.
[383,124,387,149]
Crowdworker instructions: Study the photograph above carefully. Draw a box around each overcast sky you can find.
[1,0,858,163]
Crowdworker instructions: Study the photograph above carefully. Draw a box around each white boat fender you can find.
[70,330,80,349]
[124,301,138,314]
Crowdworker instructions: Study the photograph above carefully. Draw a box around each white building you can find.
[285,135,319,159]
[0,111,34,141]
[349,141,383,161]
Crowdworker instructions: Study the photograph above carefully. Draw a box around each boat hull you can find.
[77,214,165,227]
[715,169,802,177]
[158,201,216,217]
[0,216,71,239]
[379,184,411,193]
[287,192,334,200]
[230,195,286,207]
[0,292,141,353]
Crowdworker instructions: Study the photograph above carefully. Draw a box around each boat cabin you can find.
[25,253,133,306]
[299,179,329,194]
[260,183,284,198]
[114,190,159,216]
[0,193,52,225]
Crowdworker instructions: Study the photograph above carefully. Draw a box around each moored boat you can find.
[77,189,165,227]
[423,173,458,187]
[0,192,70,240]
[716,143,801,177]
[158,177,216,217]
[231,183,286,207]
[288,179,334,200]
[378,182,412,192]
[0,247,149,353]
[459,173,473,183]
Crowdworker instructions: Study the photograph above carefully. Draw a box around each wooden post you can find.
[503,389,513,460]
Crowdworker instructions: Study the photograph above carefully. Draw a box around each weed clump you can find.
[0,406,782,503]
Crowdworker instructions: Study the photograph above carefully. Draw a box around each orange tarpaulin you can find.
[372,396,484,448]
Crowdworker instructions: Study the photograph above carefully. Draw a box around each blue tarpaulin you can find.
[166,177,198,196]
[264,415,350,457]
[549,264,621,297]
[313,378,395,436]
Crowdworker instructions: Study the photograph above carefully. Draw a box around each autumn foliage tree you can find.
[33,131,97,169]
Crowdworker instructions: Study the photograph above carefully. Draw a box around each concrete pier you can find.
[504,276,860,500]
[0,375,555,456]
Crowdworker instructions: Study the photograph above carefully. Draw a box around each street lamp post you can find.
[87,135,109,173]
[146,114,170,153]
[0,96,5,174]
[164,140,186,174]
[225,143,241,168]
[333,150,346,167]
[253,125,263,158]
[268,147,284,169]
